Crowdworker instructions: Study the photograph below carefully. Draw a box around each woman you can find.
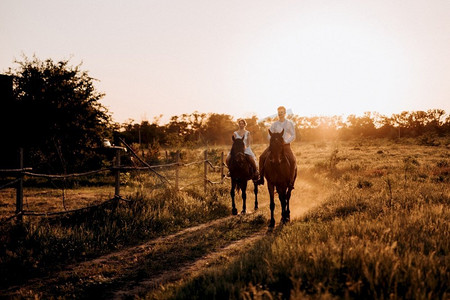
[227,119,259,180]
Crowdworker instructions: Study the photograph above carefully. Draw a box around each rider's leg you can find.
[245,154,259,180]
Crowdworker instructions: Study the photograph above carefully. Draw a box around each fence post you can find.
[114,148,121,197]
[16,148,23,222]
[221,151,224,183]
[204,150,207,193]
[175,150,180,190]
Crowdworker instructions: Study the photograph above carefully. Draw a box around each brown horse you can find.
[263,129,296,227]
[228,135,258,215]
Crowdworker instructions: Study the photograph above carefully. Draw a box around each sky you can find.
[1,0,449,124]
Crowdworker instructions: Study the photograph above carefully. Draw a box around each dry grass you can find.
[1,138,449,299]
[152,138,450,299]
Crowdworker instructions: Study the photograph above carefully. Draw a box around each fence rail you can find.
[0,147,227,224]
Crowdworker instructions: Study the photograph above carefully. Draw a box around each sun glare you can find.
[241,8,409,118]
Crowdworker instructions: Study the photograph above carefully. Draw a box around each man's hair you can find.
[277,106,286,112]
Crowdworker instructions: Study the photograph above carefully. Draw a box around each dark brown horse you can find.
[228,135,258,215]
[263,129,297,227]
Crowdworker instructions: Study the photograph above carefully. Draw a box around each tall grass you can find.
[0,184,230,287]
[164,198,448,299]
[157,139,449,299]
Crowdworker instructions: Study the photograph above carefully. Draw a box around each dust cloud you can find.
[289,175,330,220]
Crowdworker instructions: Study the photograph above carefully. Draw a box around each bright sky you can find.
[1,0,449,124]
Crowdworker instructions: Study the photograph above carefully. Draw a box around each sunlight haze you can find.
[1,0,449,124]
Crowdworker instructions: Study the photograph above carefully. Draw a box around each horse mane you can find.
[230,135,245,156]
[268,129,285,154]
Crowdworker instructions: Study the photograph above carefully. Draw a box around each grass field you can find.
[0,137,449,299]
[148,138,450,299]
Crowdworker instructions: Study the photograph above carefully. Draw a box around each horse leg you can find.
[230,179,238,215]
[286,187,293,221]
[285,167,295,220]
[241,181,247,214]
[278,189,287,224]
[268,183,275,228]
[253,180,258,211]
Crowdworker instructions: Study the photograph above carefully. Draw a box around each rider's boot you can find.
[257,170,264,185]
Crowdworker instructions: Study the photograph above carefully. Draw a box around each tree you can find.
[203,113,235,145]
[244,115,265,144]
[346,112,376,137]
[5,55,111,173]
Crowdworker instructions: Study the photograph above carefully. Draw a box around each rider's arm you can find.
[248,131,253,147]
[284,121,296,144]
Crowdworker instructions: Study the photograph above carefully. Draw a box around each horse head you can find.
[230,135,247,170]
[268,129,285,163]
[231,135,246,155]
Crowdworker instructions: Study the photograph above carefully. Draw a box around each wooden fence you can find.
[0,146,226,223]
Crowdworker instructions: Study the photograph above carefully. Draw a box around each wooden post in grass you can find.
[221,151,224,183]
[204,150,207,193]
[114,148,121,197]
[175,150,180,190]
[16,148,23,222]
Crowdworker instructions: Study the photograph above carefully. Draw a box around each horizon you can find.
[120,107,448,126]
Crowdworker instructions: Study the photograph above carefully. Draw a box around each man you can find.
[257,106,297,188]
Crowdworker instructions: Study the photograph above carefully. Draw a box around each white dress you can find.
[233,130,256,160]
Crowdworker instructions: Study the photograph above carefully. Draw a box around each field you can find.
[0,137,449,299]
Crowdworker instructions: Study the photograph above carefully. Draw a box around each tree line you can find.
[1,56,449,174]
[118,109,450,146]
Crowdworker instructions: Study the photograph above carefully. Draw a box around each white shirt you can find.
[233,130,250,147]
[269,119,296,144]
[233,130,256,159]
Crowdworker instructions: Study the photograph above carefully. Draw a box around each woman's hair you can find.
[237,118,247,126]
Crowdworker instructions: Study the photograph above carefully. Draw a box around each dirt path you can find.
[112,175,330,299]
[3,175,330,299]
[3,215,234,297]
[112,228,267,299]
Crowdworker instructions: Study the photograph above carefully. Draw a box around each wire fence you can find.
[0,146,228,224]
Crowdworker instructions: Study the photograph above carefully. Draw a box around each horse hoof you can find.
[254,205,258,211]
[241,210,246,215]
[232,208,238,215]
[268,220,275,228]
[281,217,290,224]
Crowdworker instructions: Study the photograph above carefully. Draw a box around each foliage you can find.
[118,110,450,147]
[203,113,236,145]
[118,120,165,149]
[4,55,111,173]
